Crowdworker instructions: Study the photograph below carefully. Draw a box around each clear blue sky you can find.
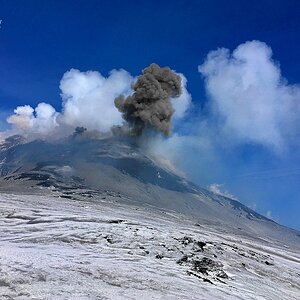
[0,0,300,230]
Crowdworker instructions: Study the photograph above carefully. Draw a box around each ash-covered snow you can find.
[0,192,299,300]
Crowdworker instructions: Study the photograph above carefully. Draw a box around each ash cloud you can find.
[3,65,190,141]
[114,63,182,136]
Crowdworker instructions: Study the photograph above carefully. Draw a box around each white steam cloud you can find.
[199,40,300,151]
[5,67,191,139]
[60,68,133,132]
[147,41,300,215]
[7,103,59,135]
[208,183,237,200]
[171,74,192,120]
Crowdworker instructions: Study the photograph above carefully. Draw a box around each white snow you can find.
[0,192,299,299]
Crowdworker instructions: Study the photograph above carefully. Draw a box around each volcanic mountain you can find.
[0,134,299,299]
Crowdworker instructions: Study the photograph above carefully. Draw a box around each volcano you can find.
[0,135,299,299]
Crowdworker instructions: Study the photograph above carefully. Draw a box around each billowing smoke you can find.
[7,103,59,136]
[114,63,182,136]
[3,65,190,140]
[198,40,300,151]
[60,68,133,132]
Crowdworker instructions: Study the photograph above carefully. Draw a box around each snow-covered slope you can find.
[0,193,299,299]
[0,135,299,299]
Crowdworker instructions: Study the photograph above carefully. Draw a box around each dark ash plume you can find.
[114,63,182,136]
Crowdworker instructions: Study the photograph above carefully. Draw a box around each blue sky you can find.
[0,0,300,230]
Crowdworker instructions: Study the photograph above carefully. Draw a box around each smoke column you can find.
[114,63,182,136]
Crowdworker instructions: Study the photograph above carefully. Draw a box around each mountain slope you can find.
[0,135,299,248]
[0,135,300,299]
